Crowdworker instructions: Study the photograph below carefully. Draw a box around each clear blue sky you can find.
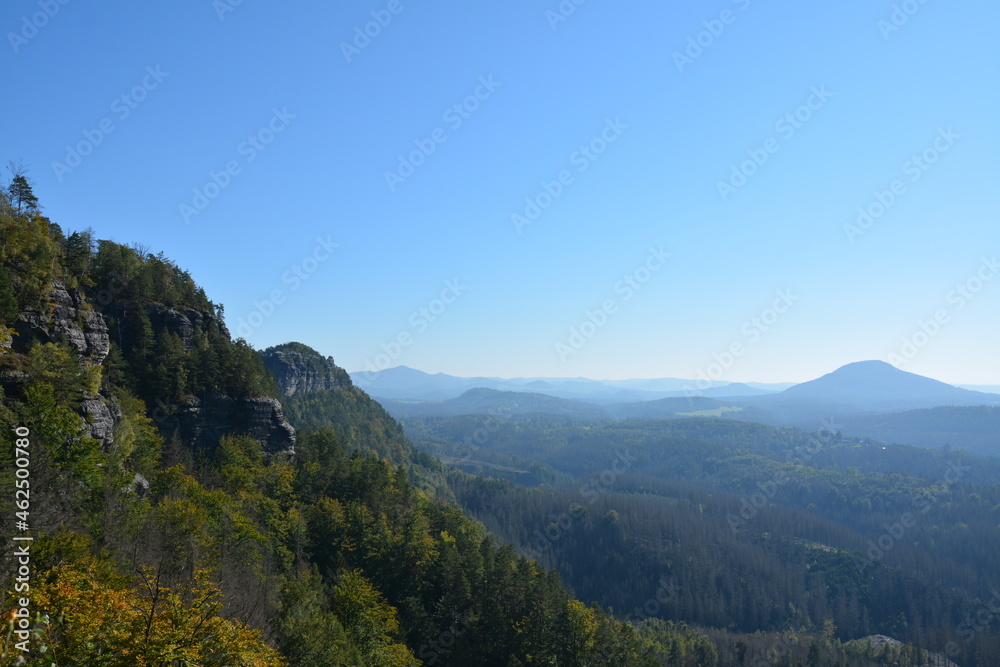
[4,0,998,383]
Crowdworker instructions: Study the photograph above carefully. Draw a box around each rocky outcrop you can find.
[167,396,295,455]
[261,342,351,398]
[102,301,229,351]
[9,282,294,456]
[9,283,117,443]
[81,395,122,445]
[849,636,957,667]
[13,282,109,363]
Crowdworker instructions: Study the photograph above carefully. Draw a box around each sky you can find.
[3,0,998,383]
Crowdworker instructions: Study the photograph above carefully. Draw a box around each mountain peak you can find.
[836,360,901,373]
[260,342,351,397]
[780,360,996,410]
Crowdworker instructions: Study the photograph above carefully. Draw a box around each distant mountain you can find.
[350,365,496,400]
[745,381,797,392]
[776,360,999,411]
[357,363,1000,446]
[350,366,781,403]
[599,377,728,392]
[379,388,610,420]
[701,382,775,398]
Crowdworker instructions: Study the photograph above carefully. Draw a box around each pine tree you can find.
[7,164,40,213]
[64,229,94,285]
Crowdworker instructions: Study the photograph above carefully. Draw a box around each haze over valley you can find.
[4,1,999,665]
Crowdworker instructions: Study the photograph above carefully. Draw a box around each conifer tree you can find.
[6,161,39,213]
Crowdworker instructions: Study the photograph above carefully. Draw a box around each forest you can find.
[404,415,1000,665]
[0,177,990,665]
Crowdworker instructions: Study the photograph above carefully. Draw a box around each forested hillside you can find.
[0,180,724,665]
[0,180,978,665]
[407,416,1000,665]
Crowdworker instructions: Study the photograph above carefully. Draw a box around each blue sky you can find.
[3,0,998,383]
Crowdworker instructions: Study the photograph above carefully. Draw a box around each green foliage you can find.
[26,342,101,406]
[424,414,1000,664]
[2,200,983,664]
[0,326,15,354]
[224,338,279,398]
[0,264,17,324]
[285,386,412,463]
[2,560,285,666]
[263,341,352,387]
[61,229,93,288]
[216,433,267,494]
[285,385,448,497]
[89,240,211,310]
[19,383,103,489]
[7,174,39,214]
[112,391,162,476]
[0,213,58,312]
[330,568,419,666]
[276,568,363,666]
[104,295,274,403]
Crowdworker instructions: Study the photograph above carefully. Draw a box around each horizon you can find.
[6,3,1000,664]
[6,1,998,384]
[345,360,1000,388]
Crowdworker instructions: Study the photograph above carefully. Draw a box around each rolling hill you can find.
[775,360,999,411]
[379,387,610,420]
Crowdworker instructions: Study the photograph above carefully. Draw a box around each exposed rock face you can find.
[14,283,110,363]
[261,343,351,398]
[9,282,293,456]
[102,301,230,351]
[10,283,117,443]
[167,396,295,455]
[82,395,122,445]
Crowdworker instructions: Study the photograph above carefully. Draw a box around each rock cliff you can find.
[167,395,295,455]
[103,300,230,351]
[260,342,351,398]
[6,282,294,455]
[13,282,109,362]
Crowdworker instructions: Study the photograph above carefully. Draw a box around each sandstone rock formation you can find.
[260,342,351,398]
